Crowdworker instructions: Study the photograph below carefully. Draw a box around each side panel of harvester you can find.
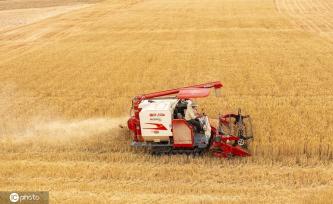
[138,99,178,142]
[172,119,194,147]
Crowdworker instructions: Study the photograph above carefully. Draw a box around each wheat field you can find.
[0,0,332,203]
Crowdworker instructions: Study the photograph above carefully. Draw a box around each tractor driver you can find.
[184,100,202,132]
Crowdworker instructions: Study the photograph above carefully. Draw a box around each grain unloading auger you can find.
[127,81,254,158]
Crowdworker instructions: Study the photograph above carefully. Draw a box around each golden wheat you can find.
[0,0,332,203]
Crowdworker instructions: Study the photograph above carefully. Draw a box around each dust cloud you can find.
[0,84,128,142]
[21,117,128,141]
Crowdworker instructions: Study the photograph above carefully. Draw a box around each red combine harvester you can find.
[127,81,254,158]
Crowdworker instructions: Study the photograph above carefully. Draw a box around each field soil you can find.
[0,0,332,203]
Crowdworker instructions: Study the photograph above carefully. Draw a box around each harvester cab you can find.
[127,81,254,158]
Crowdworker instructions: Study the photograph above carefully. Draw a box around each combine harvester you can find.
[127,81,254,158]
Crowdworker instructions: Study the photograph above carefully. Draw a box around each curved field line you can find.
[295,0,321,33]
[315,0,329,12]
[275,0,333,41]
[321,0,333,11]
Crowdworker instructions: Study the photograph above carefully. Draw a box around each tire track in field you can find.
[275,0,333,41]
